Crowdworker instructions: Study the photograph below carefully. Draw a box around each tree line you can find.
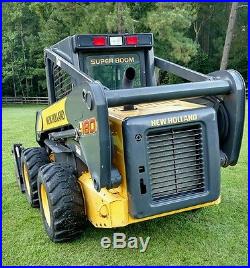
[2,2,248,97]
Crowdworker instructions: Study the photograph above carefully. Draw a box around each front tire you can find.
[21,147,49,207]
[37,163,86,242]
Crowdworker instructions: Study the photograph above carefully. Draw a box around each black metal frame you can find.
[154,57,212,82]
[43,41,245,191]
[12,144,25,193]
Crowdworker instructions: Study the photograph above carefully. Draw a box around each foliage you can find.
[2,2,248,97]
[147,3,198,63]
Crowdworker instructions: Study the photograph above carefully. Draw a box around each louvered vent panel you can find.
[53,64,73,101]
[147,124,205,201]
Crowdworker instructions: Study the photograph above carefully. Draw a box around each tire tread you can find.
[21,147,49,207]
[38,163,86,242]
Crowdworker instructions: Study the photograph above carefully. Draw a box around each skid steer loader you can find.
[13,33,245,242]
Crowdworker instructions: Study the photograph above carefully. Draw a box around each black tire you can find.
[37,163,86,242]
[21,147,49,208]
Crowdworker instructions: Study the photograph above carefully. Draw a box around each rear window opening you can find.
[85,54,142,90]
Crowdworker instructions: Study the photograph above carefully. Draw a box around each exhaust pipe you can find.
[122,67,136,110]
[122,67,136,89]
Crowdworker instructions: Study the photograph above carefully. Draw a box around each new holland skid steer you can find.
[13,33,245,242]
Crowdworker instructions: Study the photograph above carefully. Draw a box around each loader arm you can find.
[38,49,120,191]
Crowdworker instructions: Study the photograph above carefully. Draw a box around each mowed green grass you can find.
[2,104,248,266]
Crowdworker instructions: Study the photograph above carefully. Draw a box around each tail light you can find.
[125,36,138,45]
[74,34,152,49]
[92,36,106,46]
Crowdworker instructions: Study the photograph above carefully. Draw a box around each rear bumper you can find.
[128,196,221,225]
[79,172,221,228]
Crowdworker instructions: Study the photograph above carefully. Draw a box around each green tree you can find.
[106,3,134,33]
[2,3,43,97]
[147,3,198,64]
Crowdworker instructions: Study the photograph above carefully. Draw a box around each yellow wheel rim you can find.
[40,184,51,227]
[23,163,31,197]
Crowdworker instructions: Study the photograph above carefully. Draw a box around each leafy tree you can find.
[2,2,42,97]
[106,3,134,33]
[147,3,198,63]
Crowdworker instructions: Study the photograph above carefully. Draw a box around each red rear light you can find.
[92,36,106,46]
[125,36,138,45]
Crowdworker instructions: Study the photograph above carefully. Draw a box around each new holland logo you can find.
[46,110,65,125]
[151,114,198,127]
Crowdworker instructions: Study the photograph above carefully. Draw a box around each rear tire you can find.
[21,147,49,208]
[37,163,86,242]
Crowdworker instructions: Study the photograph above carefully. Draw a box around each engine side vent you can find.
[147,124,205,201]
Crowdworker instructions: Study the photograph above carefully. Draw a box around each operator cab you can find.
[74,34,154,90]
[47,33,155,103]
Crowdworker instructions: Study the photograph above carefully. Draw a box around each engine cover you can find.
[123,106,221,218]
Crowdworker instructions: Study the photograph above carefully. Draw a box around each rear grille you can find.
[146,124,205,201]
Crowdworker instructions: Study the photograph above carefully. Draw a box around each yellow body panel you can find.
[78,100,219,228]
[108,99,204,121]
[79,173,128,228]
[38,97,69,131]
[36,114,43,132]
[79,172,221,228]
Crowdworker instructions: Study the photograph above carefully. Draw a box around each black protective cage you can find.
[43,33,245,191]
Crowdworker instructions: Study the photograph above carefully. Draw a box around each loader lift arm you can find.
[42,49,120,191]
[154,56,212,82]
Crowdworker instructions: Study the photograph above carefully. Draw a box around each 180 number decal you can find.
[79,118,97,135]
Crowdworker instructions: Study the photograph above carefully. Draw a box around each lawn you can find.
[2,104,248,266]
